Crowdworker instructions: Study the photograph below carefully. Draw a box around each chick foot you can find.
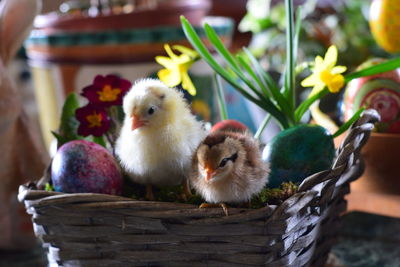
[146,184,154,201]
[199,203,229,216]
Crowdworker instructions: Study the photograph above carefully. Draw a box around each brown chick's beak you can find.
[204,167,215,182]
[131,115,148,131]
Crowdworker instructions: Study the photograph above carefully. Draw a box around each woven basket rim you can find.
[19,186,276,213]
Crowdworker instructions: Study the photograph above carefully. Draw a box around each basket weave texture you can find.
[19,110,379,267]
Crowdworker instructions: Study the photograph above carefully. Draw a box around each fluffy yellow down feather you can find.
[116,79,206,193]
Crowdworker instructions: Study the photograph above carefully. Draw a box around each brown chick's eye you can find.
[219,158,229,168]
[148,106,155,115]
[218,153,238,168]
[231,152,238,162]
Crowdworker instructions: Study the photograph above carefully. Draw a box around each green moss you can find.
[251,182,298,208]
[121,175,204,205]
[121,175,297,209]
[155,185,186,202]
[45,183,55,192]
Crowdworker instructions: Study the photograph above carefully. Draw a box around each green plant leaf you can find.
[345,57,400,82]
[60,93,79,128]
[333,107,365,138]
[181,16,289,129]
[293,7,302,63]
[204,23,241,71]
[214,74,228,121]
[294,88,329,122]
[243,48,279,90]
[239,13,274,33]
[92,136,107,148]
[236,54,270,97]
[284,0,296,110]
[181,17,256,103]
[243,47,292,120]
[56,93,82,148]
[204,23,269,103]
[254,114,272,140]
[51,131,66,147]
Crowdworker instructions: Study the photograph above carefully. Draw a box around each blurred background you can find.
[3,0,400,266]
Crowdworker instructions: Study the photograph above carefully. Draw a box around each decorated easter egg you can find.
[369,0,400,53]
[211,119,248,133]
[263,124,335,188]
[343,59,400,133]
[51,140,123,195]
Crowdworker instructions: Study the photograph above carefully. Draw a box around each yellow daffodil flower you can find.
[155,44,199,96]
[301,45,347,98]
[191,99,211,121]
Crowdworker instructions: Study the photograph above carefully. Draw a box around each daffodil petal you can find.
[315,56,324,68]
[176,54,193,64]
[181,60,196,72]
[181,72,197,96]
[324,45,338,69]
[164,44,178,60]
[331,65,347,74]
[155,56,175,68]
[172,45,199,59]
[301,74,319,87]
[307,83,326,99]
[157,68,181,87]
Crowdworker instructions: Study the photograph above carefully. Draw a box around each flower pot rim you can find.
[34,0,212,33]
[371,132,400,139]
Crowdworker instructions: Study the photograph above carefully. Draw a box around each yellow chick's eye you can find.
[147,106,156,115]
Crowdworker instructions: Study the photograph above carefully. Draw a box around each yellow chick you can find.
[190,130,269,215]
[116,78,206,200]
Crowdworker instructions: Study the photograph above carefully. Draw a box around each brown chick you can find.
[190,130,269,215]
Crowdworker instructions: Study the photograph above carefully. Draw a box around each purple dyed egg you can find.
[51,140,123,195]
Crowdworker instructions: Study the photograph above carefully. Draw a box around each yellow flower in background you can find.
[191,99,211,121]
[155,44,199,96]
[301,45,347,98]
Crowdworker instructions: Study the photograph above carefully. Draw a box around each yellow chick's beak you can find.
[204,166,215,182]
[131,114,148,131]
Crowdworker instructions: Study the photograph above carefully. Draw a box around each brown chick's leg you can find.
[181,179,192,201]
[146,184,154,201]
[199,203,229,216]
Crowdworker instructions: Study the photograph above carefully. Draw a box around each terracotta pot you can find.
[352,132,400,195]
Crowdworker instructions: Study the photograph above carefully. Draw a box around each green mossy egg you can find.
[263,124,335,188]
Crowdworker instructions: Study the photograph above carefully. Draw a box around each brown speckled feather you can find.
[204,131,261,167]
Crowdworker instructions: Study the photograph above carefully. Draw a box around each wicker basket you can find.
[18,110,379,267]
